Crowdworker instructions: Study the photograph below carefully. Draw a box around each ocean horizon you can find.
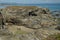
[0,4,60,11]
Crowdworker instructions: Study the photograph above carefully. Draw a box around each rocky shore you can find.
[0,6,60,40]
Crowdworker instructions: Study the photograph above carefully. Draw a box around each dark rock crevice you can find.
[28,11,37,16]
[0,12,5,29]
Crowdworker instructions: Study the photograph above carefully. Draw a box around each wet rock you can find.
[51,11,60,18]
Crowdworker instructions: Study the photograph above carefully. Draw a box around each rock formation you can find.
[0,6,59,40]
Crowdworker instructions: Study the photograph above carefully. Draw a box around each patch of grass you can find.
[6,25,28,35]
[44,33,60,40]
[6,6,38,10]
[15,29,27,34]
[56,18,60,24]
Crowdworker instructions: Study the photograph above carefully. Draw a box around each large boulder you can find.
[0,6,59,40]
[1,6,57,29]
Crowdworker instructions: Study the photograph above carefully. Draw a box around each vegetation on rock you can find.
[44,33,60,40]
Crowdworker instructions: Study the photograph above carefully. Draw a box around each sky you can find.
[0,0,60,4]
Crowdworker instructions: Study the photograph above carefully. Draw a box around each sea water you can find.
[0,4,60,11]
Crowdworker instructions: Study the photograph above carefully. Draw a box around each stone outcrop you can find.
[1,6,57,29]
[0,6,59,40]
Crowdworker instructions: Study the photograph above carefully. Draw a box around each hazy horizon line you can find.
[0,2,60,4]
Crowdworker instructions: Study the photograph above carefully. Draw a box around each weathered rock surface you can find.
[51,11,60,18]
[1,6,57,29]
[0,6,59,40]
